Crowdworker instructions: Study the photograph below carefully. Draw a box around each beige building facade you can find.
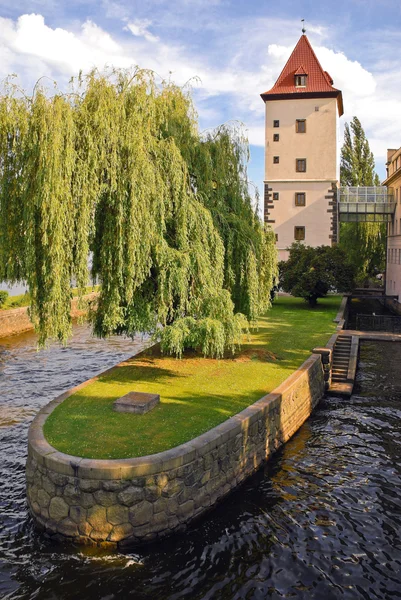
[383,147,401,308]
[261,35,343,261]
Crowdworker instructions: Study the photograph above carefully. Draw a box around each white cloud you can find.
[245,125,265,147]
[315,46,376,97]
[0,13,132,82]
[125,19,159,43]
[0,12,400,180]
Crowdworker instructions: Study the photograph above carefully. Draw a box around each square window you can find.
[296,119,306,133]
[273,192,279,200]
[273,133,279,142]
[295,192,306,206]
[295,75,307,87]
[273,156,279,164]
[294,226,305,241]
[296,158,306,172]
[273,120,280,128]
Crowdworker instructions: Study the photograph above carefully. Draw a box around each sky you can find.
[0,0,401,193]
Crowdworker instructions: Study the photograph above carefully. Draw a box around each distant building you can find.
[383,147,401,310]
[261,34,344,261]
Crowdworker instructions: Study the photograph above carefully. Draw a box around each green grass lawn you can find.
[44,295,341,460]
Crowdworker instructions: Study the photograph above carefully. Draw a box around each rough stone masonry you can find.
[26,353,325,547]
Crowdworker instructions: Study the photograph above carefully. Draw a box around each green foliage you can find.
[0,70,277,355]
[340,116,385,282]
[0,290,8,307]
[340,117,380,187]
[279,244,355,306]
[159,290,248,358]
[339,221,386,283]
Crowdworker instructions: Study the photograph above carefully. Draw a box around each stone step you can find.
[329,381,353,396]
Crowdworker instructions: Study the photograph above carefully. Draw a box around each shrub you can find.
[0,290,9,308]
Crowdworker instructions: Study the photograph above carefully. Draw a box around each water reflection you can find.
[1,334,401,599]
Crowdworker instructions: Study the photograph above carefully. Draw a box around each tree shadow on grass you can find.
[97,361,186,387]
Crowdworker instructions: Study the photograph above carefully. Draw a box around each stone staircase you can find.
[331,335,352,383]
[329,335,354,396]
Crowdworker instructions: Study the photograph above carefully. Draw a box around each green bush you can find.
[0,290,9,308]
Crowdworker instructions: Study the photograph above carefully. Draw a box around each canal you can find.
[1,327,401,599]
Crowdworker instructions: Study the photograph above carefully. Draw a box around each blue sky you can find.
[1,0,401,192]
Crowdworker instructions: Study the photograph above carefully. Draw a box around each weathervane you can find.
[301,19,306,34]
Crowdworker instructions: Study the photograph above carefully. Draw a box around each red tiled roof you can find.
[294,65,308,75]
[261,35,344,115]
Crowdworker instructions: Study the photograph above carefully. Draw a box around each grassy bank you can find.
[44,295,341,459]
[0,286,99,310]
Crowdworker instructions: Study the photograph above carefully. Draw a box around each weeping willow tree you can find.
[0,70,277,356]
[340,116,385,283]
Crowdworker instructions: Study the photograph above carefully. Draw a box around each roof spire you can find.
[301,19,306,34]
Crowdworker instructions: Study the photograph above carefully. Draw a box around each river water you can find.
[1,327,401,599]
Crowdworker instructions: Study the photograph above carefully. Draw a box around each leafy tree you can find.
[340,116,385,283]
[0,70,277,355]
[279,244,355,307]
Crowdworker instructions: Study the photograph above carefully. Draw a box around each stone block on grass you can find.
[113,391,160,415]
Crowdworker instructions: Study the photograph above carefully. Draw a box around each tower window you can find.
[273,192,279,200]
[296,119,306,133]
[273,133,279,142]
[275,234,278,242]
[294,226,305,241]
[273,156,279,164]
[296,158,307,172]
[273,120,280,128]
[295,75,307,87]
[295,192,306,206]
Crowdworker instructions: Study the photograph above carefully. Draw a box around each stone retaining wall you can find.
[26,353,325,548]
[0,293,98,338]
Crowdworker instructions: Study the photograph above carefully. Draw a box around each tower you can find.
[261,35,344,261]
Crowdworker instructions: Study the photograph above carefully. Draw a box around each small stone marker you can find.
[113,391,160,414]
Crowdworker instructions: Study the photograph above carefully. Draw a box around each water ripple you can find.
[1,335,401,599]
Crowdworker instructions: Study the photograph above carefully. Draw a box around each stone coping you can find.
[334,295,348,324]
[338,330,401,341]
[29,353,322,481]
[334,295,349,331]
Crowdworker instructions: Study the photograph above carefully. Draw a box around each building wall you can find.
[264,97,337,181]
[266,181,335,261]
[384,148,401,304]
[264,97,338,259]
